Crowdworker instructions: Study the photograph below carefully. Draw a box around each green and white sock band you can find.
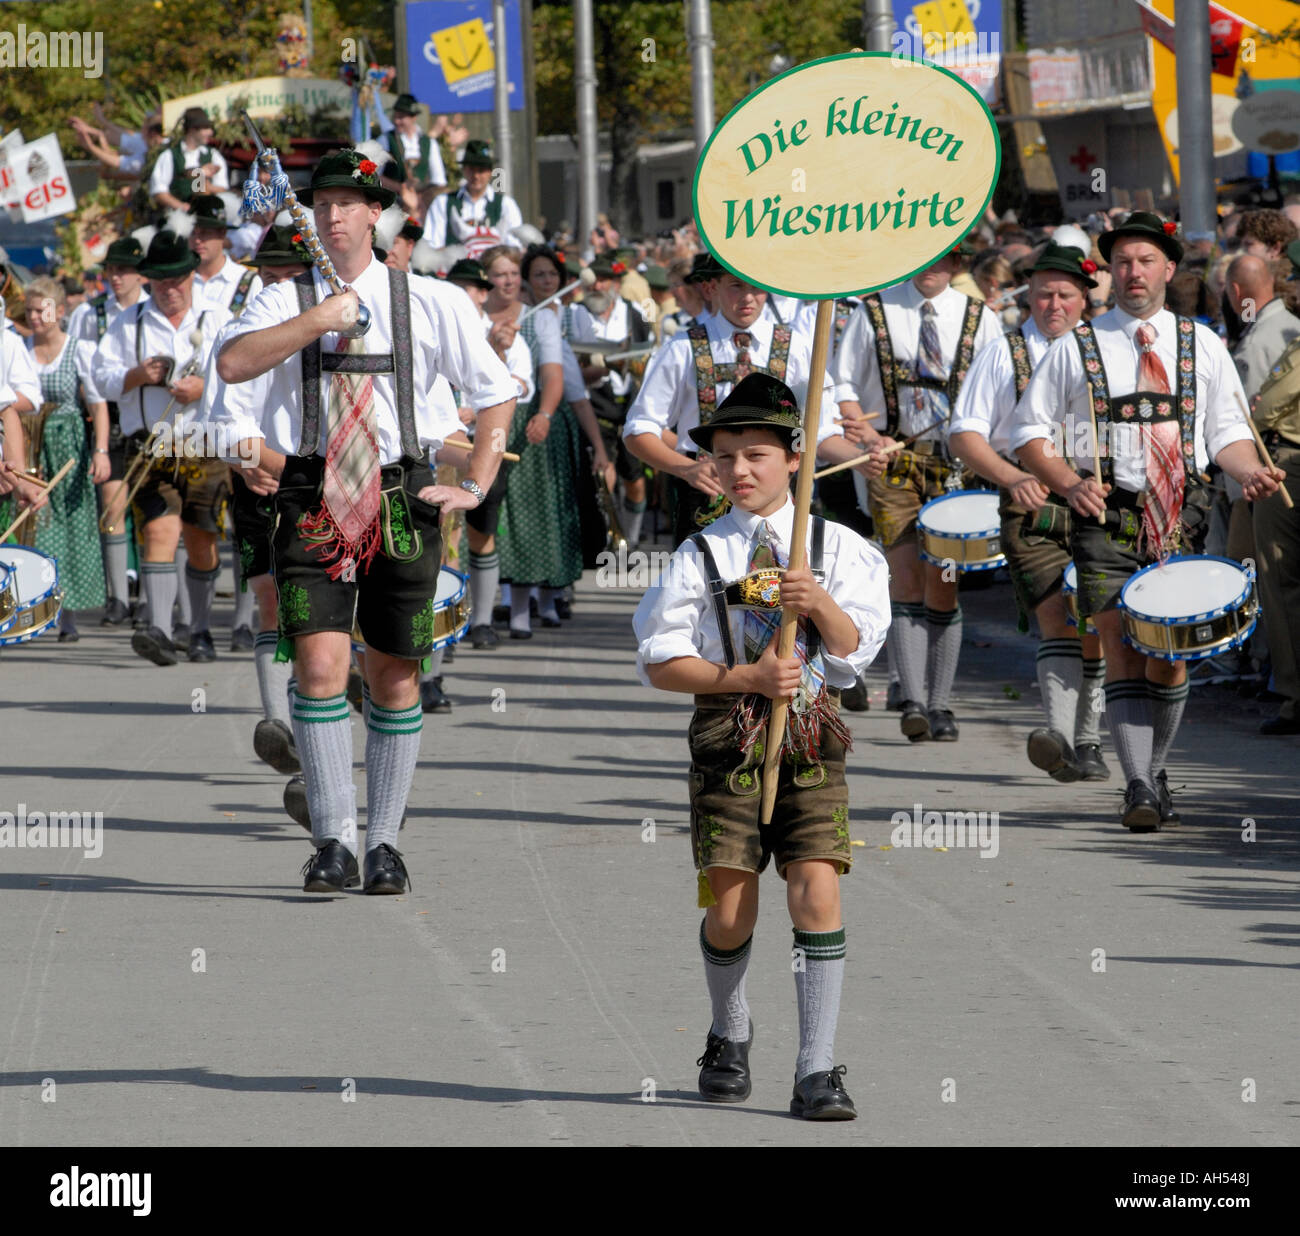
[793,927,847,962]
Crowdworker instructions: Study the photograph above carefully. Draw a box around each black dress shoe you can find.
[539,615,561,628]
[100,598,130,626]
[886,679,903,712]
[172,622,191,647]
[509,628,533,640]
[131,626,178,667]
[1026,727,1081,782]
[790,1065,857,1121]
[1155,769,1181,828]
[57,629,80,643]
[492,604,510,627]
[188,629,217,662]
[696,1026,753,1103]
[283,776,310,831]
[840,674,870,713]
[928,708,959,742]
[1075,742,1111,782]
[470,624,498,649]
[554,597,572,620]
[1260,712,1300,735]
[364,843,411,894]
[900,700,930,741]
[301,840,359,893]
[1121,779,1161,832]
[254,719,300,774]
[230,624,256,652]
[419,676,452,713]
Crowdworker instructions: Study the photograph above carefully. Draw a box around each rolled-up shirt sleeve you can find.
[420,284,518,412]
[623,334,690,440]
[530,305,564,368]
[507,332,536,404]
[633,544,709,684]
[1010,333,1084,453]
[74,339,105,403]
[830,304,876,405]
[199,322,266,446]
[820,529,891,680]
[947,331,1005,441]
[6,335,41,409]
[1204,325,1255,461]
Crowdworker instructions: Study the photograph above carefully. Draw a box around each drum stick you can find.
[443,439,520,464]
[1236,392,1294,509]
[811,427,930,480]
[5,468,50,489]
[760,298,832,829]
[832,411,881,425]
[0,457,75,543]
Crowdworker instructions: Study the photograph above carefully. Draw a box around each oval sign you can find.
[693,52,1001,299]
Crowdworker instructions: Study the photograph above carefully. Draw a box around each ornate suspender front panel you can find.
[228,268,256,318]
[1006,329,1032,402]
[862,294,900,435]
[689,324,793,425]
[946,296,983,406]
[1072,316,1198,488]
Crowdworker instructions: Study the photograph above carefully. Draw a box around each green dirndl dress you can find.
[31,338,105,610]
[495,313,585,590]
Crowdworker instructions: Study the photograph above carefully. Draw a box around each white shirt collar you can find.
[711,312,772,346]
[1109,304,1173,343]
[726,494,795,547]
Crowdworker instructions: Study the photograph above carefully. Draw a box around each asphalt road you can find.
[1,544,1297,1147]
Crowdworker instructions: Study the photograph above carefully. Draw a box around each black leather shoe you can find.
[696,1026,753,1103]
[364,843,411,894]
[230,624,256,652]
[1075,742,1111,781]
[790,1065,857,1121]
[419,676,452,713]
[188,629,217,662]
[470,624,498,649]
[1026,727,1081,782]
[283,776,310,831]
[509,628,533,640]
[539,615,562,628]
[492,604,510,627]
[1155,770,1181,828]
[886,679,903,711]
[1121,779,1161,832]
[1260,712,1300,735]
[840,674,870,712]
[58,629,80,643]
[900,700,930,741]
[101,598,130,626]
[254,718,300,774]
[928,708,959,742]
[131,626,178,667]
[301,840,359,893]
[172,622,191,647]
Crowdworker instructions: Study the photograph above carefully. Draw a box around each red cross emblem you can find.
[1068,145,1097,174]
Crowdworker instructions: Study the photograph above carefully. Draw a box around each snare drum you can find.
[1061,561,1097,634]
[349,566,471,654]
[0,545,62,645]
[1119,555,1258,662]
[917,491,1005,572]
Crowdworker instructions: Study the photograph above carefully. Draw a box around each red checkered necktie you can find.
[732,331,753,381]
[1134,322,1184,557]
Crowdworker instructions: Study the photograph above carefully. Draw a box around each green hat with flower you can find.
[297,148,395,209]
[1029,241,1099,289]
[1098,211,1183,264]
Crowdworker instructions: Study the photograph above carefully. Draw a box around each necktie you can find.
[732,331,753,382]
[915,300,949,425]
[303,333,382,579]
[1134,322,1184,557]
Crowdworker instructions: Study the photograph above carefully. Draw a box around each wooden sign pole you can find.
[759,298,833,826]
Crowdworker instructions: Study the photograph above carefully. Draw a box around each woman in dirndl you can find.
[25,277,107,641]
[481,245,592,638]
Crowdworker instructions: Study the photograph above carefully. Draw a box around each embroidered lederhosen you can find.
[294,267,425,560]
[227,268,256,318]
[862,293,983,438]
[1072,315,1203,551]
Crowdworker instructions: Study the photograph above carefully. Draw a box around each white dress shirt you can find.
[830,279,1004,443]
[93,300,231,438]
[216,257,517,462]
[2,323,43,409]
[424,186,524,249]
[633,495,890,688]
[948,318,1053,458]
[148,142,229,197]
[623,312,840,455]
[195,256,263,315]
[1011,306,1254,493]
[71,291,151,345]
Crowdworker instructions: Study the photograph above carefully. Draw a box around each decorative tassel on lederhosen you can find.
[728,522,853,765]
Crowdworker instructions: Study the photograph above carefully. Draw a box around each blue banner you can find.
[890,0,1001,105]
[403,0,525,114]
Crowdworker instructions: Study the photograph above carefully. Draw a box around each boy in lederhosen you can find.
[1013,212,1282,830]
[949,242,1111,783]
[634,374,890,1120]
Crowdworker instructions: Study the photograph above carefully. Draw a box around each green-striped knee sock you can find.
[365,701,422,850]
[793,927,846,1080]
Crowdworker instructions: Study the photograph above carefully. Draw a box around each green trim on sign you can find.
[691,50,1003,300]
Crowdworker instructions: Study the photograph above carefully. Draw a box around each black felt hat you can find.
[685,251,725,283]
[138,230,200,279]
[253,224,312,267]
[103,236,143,269]
[189,193,234,231]
[398,215,423,243]
[689,373,803,452]
[1028,241,1099,289]
[461,139,494,169]
[392,93,420,116]
[445,258,492,289]
[1098,210,1183,264]
[296,148,395,209]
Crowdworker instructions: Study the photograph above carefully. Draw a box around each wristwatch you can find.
[460,478,485,504]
